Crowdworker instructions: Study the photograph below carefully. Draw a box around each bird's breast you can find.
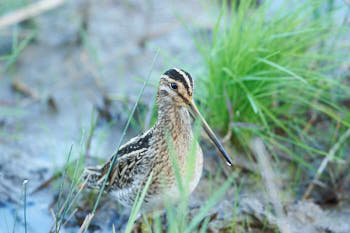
[165,141,204,198]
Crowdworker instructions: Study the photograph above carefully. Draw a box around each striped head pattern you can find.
[158,68,194,107]
[157,68,234,166]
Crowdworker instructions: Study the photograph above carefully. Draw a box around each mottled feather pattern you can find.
[85,128,155,190]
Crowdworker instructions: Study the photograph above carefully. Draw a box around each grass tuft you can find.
[193,0,349,174]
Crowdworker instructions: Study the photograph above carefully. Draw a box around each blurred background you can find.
[0,0,349,232]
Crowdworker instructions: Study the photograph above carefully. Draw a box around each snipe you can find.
[83,68,232,212]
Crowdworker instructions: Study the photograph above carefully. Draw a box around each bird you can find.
[83,68,233,213]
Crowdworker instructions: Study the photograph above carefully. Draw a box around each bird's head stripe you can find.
[174,68,193,92]
[180,68,193,89]
[163,68,193,96]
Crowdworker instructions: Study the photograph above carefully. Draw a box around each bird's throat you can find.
[157,104,193,148]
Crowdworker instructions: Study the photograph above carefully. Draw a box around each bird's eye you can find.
[171,83,178,89]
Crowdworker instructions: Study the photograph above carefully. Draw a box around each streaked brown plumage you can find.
[83,68,232,213]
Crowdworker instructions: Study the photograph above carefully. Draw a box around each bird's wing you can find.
[84,128,154,190]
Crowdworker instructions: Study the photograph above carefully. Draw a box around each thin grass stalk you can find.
[230,179,244,232]
[12,178,25,233]
[85,108,98,157]
[165,126,207,232]
[166,132,184,194]
[144,90,158,130]
[153,216,162,233]
[124,171,154,233]
[184,118,202,186]
[176,118,202,231]
[81,50,159,233]
[2,210,10,233]
[23,179,28,233]
[165,131,186,231]
[56,159,82,230]
[60,208,78,230]
[142,215,153,233]
[3,30,36,72]
[77,213,94,233]
[59,176,86,217]
[184,173,235,233]
[163,186,177,232]
[54,145,73,233]
[50,176,87,233]
[250,138,291,233]
[50,155,85,232]
[303,128,350,199]
[198,217,210,233]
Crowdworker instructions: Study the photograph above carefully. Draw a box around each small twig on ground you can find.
[250,138,291,233]
[0,0,65,29]
[31,172,61,194]
[11,79,39,99]
[302,128,350,200]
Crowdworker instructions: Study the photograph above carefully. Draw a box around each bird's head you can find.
[157,68,194,107]
[157,68,233,166]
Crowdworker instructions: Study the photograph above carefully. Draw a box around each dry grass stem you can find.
[77,213,94,233]
[49,208,57,233]
[251,138,291,233]
[60,208,78,229]
[11,80,39,99]
[31,173,61,195]
[302,128,350,200]
[0,0,65,28]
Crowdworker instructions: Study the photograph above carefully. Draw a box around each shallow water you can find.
[0,194,52,233]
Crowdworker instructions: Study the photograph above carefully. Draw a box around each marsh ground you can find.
[0,0,349,232]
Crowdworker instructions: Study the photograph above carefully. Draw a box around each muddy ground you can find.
[0,0,350,232]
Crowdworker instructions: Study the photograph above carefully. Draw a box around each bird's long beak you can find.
[188,100,233,166]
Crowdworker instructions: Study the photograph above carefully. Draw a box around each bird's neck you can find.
[156,102,193,145]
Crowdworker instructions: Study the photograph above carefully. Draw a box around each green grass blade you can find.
[184,174,235,233]
[124,171,154,233]
[55,145,73,233]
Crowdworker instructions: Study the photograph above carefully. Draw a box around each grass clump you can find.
[195,0,349,171]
